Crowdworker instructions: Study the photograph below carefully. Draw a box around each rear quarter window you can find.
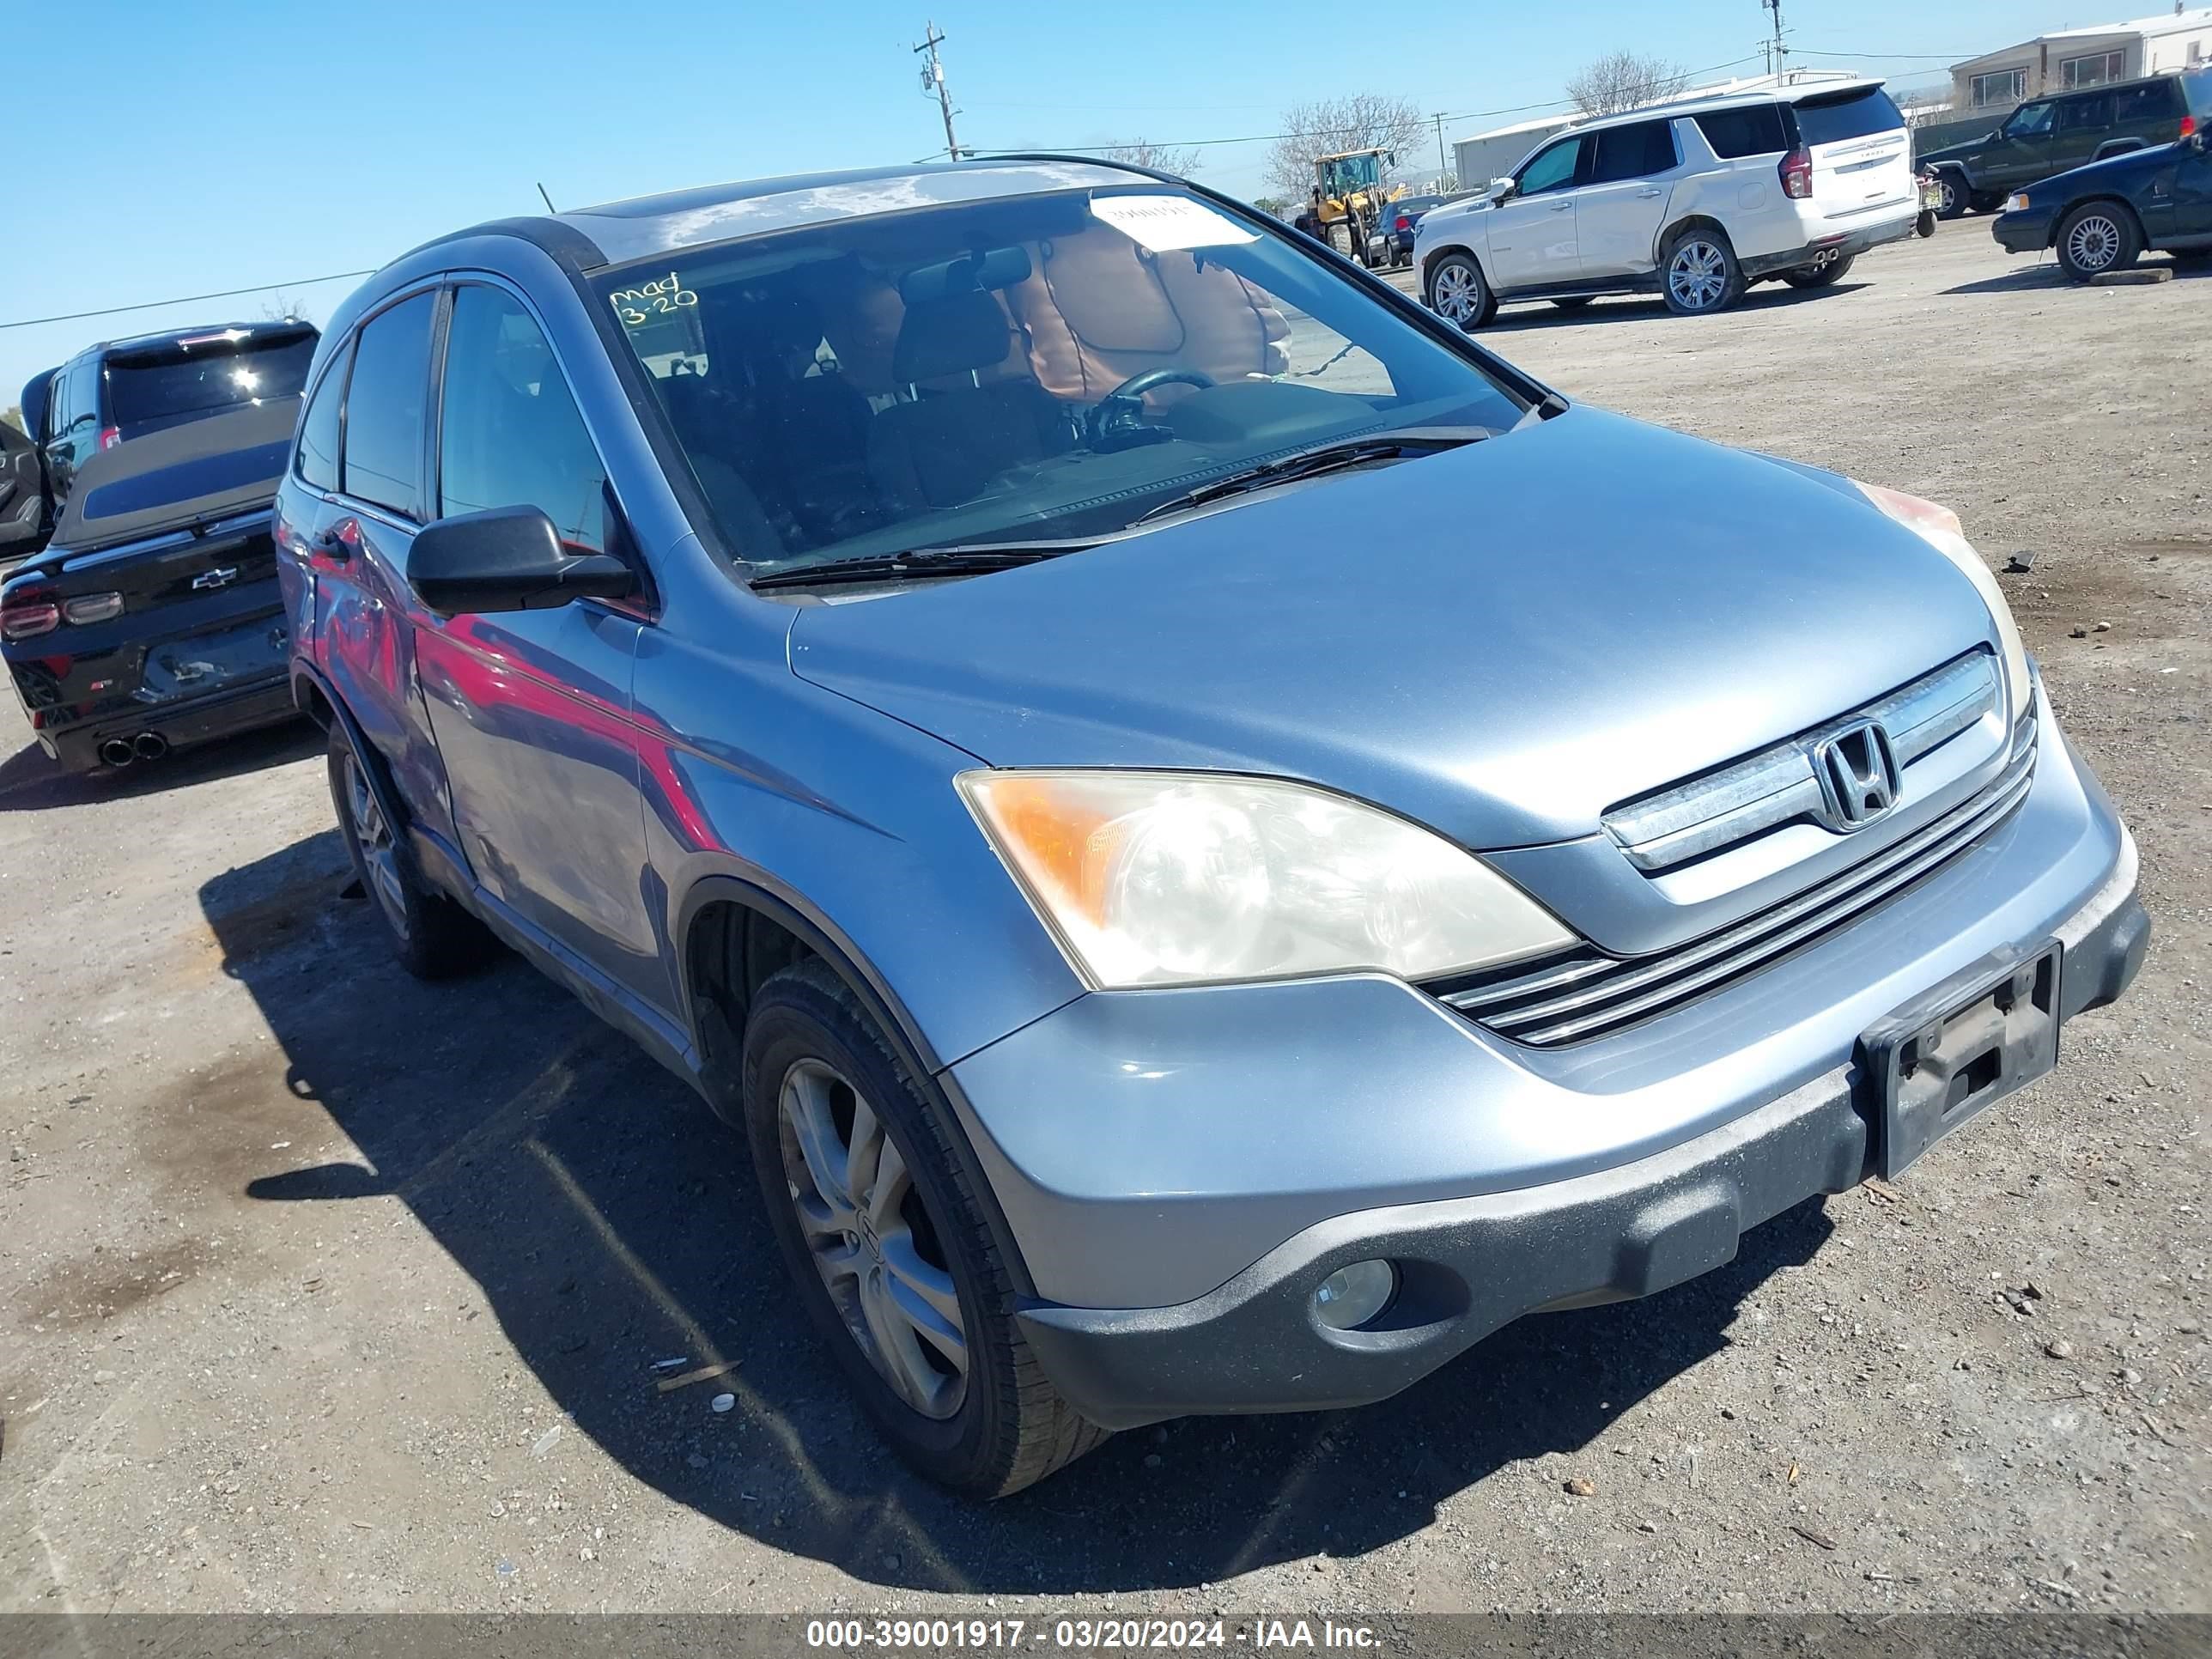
[1693,104,1790,159]
[1792,88,1907,147]
[295,345,349,493]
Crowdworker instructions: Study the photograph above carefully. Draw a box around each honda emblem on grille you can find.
[1813,719,1900,831]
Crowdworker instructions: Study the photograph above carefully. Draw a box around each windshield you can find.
[2002,102,2056,139]
[105,328,317,430]
[592,185,1526,577]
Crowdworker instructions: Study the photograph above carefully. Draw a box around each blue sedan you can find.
[1993,123,2212,281]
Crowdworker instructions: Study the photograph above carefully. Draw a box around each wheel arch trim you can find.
[672,870,1046,1299]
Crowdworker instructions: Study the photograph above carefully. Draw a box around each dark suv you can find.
[18,321,319,537]
[1920,70,2204,216]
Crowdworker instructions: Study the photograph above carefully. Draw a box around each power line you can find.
[0,270,375,332]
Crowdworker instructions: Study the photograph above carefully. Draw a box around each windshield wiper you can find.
[1127,427,1493,527]
[749,543,1076,590]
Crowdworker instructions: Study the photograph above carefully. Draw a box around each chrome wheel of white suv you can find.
[1427,253,1493,331]
[1662,228,1745,317]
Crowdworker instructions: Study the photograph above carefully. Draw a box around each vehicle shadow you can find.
[205,836,1836,1595]
[1475,280,1872,334]
[1945,255,2209,295]
[0,716,318,814]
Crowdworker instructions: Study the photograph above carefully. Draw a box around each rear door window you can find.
[1589,120,1679,183]
[2112,82,2173,123]
[103,328,317,430]
[339,292,436,520]
[437,285,609,552]
[1791,88,1906,147]
[1693,103,1790,159]
[295,345,349,493]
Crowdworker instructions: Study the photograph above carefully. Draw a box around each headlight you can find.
[958,770,1574,989]
[1852,480,2029,723]
[2002,191,2031,213]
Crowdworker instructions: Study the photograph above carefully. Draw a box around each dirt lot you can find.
[2,221,2205,1619]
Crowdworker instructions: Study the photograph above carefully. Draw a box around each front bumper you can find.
[1994,207,2057,254]
[1015,842,2145,1429]
[940,702,2145,1425]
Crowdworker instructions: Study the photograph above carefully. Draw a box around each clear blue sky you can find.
[0,0,2086,404]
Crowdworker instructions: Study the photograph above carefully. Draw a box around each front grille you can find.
[1601,652,1999,873]
[1434,722,2037,1048]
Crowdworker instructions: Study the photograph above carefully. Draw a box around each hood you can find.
[1916,132,1998,167]
[52,397,298,554]
[789,408,2000,850]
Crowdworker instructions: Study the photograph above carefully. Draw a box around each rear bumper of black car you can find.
[9,584,295,772]
[40,674,297,771]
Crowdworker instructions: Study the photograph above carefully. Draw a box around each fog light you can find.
[1313,1259,1396,1330]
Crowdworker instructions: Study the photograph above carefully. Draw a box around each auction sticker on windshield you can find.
[1091,194,1259,252]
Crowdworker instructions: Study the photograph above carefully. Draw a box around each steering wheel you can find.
[1086,368,1217,445]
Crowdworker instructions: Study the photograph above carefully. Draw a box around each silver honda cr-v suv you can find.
[275,158,2148,1495]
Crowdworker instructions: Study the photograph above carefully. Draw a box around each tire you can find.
[1549,296,1595,311]
[1425,252,1496,330]
[1325,220,1355,260]
[740,958,1109,1497]
[1661,226,1745,316]
[1782,252,1855,289]
[325,723,493,979]
[2056,202,2142,283]
[1934,170,1970,220]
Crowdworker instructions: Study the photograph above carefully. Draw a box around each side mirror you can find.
[404,505,632,617]
[1489,176,1517,202]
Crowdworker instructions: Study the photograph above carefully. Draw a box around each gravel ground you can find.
[1,219,2205,1619]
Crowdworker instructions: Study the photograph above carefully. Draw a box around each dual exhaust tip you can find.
[98,732,170,768]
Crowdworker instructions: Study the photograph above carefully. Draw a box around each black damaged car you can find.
[1,389,307,773]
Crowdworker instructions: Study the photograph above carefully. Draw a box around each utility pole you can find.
[913,21,963,161]
[1432,112,1449,187]
[1761,0,1788,82]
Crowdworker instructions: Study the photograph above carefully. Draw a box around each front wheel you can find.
[741,959,1109,1496]
[1934,171,1970,220]
[1425,252,1496,330]
[1662,228,1744,315]
[2056,203,2142,283]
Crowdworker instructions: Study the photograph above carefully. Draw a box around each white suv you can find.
[1415,81,1917,324]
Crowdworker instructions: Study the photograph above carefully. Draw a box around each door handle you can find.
[1636,187,1663,198]
[1550,200,1575,211]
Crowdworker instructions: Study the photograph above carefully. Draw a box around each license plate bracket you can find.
[1860,945,2061,1179]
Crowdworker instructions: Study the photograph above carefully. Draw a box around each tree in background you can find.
[1565,51,1690,118]
[1,406,21,435]
[1102,137,1200,177]
[1264,94,1425,204]
[1250,196,1290,218]
[256,291,314,325]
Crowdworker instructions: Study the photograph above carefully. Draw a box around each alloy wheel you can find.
[777,1057,968,1419]
[344,751,411,941]
[1667,240,1729,311]
[2066,213,2123,273]
[1431,260,1484,325]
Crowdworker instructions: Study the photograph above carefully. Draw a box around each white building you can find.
[1950,8,2212,115]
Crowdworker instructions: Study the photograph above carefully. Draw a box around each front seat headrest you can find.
[890,289,1016,386]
